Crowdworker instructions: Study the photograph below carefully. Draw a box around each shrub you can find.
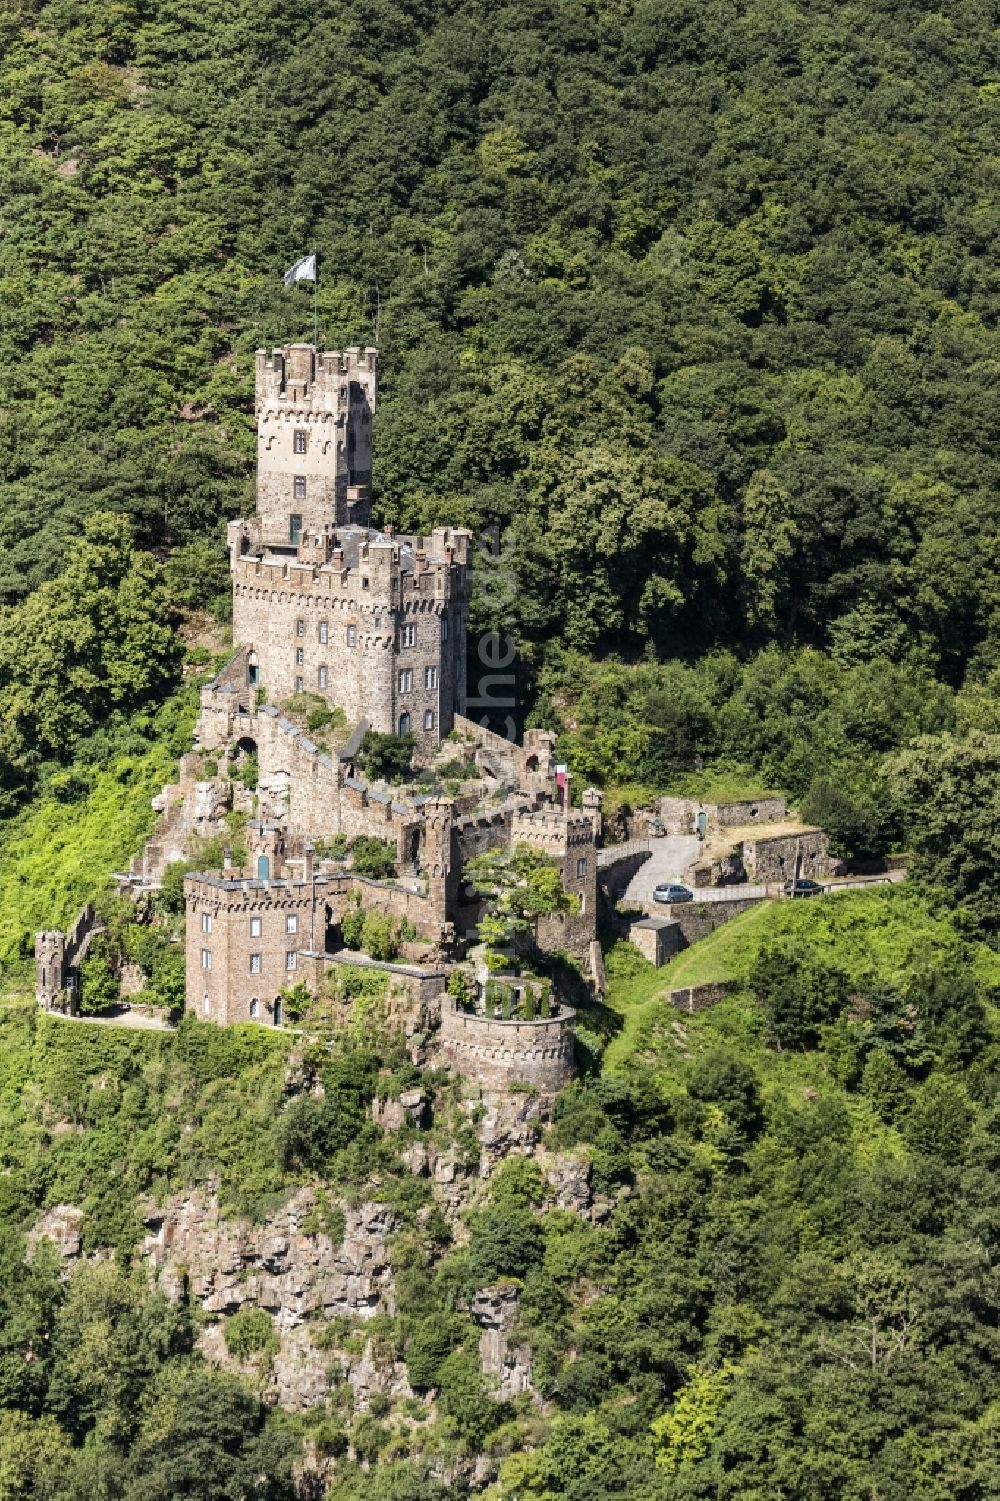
[314,833,348,860]
[78,951,120,1014]
[751,945,849,1050]
[468,1203,544,1287]
[341,903,365,949]
[405,1313,465,1392]
[223,1307,277,1360]
[361,912,399,962]
[358,730,414,781]
[352,836,398,880]
[903,1077,974,1164]
[861,1048,908,1123]
[687,1049,764,1142]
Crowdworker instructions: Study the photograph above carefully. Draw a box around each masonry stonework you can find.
[42,337,609,1097]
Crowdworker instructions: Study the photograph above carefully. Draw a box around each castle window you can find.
[250,999,260,1019]
[247,658,259,687]
[295,675,303,692]
[296,619,305,637]
[441,615,449,641]
[318,620,328,645]
[274,998,283,1026]
[347,625,357,647]
[293,475,306,500]
[285,951,297,972]
[293,429,307,455]
[318,665,328,689]
[576,856,588,879]
[250,953,261,974]
[202,994,211,1016]
[424,666,438,689]
[424,709,435,731]
[402,623,416,648]
[250,916,262,938]
[201,948,212,970]
[201,912,213,934]
[296,647,304,666]
[398,669,413,693]
[289,514,302,545]
[361,577,369,590]
[286,914,298,935]
[399,712,411,736]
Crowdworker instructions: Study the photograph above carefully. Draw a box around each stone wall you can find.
[711,797,786,829]
[665,980,736,1012]
[658,795,786,835]
[662,895,766,946]
[597,846,652,903]
[437,997,575,1093]
[742,828,835,882]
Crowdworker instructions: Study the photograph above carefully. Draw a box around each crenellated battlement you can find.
[255,344,378,413]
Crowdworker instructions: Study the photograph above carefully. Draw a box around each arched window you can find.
[257,855,270,881]
[398,712,411,736]
[247,653,259,688]
[273,998,283,1026]
[250,998,259,1019]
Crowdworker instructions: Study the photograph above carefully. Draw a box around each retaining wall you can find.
[664,895,765,945]
[664,981,736,1012]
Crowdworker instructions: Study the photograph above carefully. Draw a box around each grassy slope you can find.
[600,884,1000,1181]
[602,885,1000,1075]
[0,688,198,976]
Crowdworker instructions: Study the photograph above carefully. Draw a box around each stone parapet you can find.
[437,997,574,1094]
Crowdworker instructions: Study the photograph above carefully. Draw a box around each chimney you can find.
[223,847,234,872]
[303,844,315,882]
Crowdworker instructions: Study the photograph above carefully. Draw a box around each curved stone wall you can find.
[437,997,575,1093]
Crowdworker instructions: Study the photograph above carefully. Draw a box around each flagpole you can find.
[313,249,318,350]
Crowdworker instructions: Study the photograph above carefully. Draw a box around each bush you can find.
[78,951,120,1014]
[352,837,398,880]
[358,730,414,782]
[903,1077,974,1164]
[341,903,365,950]
[861,1048,908,1123]
[314,833,349,860]
[687,1049,764,1142]
[751,945,849,1050]
[361,912,399,962]
[467,1203,544,1287]
[405,1313,465,1392]
[223,1307,277,1361]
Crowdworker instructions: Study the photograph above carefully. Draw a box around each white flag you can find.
[283,254,316,286]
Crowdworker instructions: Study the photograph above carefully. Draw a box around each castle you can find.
[229,344,469,754]
[36,342,600,1094]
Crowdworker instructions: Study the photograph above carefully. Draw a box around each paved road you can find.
[620,835,702,906]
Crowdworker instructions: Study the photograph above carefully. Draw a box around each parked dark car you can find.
[653,882,694,904]
[783,877,824,897]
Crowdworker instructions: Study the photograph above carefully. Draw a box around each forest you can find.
[1,0,1000,1495]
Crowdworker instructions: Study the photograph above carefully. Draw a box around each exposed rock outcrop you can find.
[26,1204,84,1264]
[141,1184,396,1324]
[470,1282,534,1400]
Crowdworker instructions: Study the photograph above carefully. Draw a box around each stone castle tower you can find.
[229,343,471,753]
[254,344,377,543]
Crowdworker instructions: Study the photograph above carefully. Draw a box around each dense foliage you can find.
[3,0,1000,1495]
[2,0,998,673]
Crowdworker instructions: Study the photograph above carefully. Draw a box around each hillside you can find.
[3,0,1000,1497]
[2,886,999,1498]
